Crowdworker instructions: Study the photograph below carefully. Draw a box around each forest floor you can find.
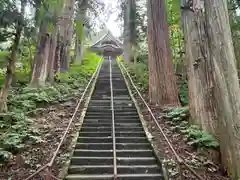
[135,94,230,180]
[0,70,230,180]
[0,97,83,180]
[0,96,231,180]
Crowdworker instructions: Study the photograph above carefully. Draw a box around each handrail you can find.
[24,58,103,180]
[109,56,117,179]
[118,61,204,180]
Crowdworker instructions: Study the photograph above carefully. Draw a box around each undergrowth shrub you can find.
[0,67,31,88]
[0,49,32,88]
[120,58,148,93]
[179,80,188,106]
[165,107,219,149]
[0,51,8,68]
[129,63,148,92]
[15,67,31,87]
[0,69,5,88]
[120,55,188,105]
[0,112,41,162]
[0,51,101,162]
[8,86,62,112]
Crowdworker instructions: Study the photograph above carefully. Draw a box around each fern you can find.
[0,149,12,162]
[166,107,219,149]
[182,125,219,149]
[0,51,101,162]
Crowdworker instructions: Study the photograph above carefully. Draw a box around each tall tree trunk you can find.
[0,25,22,112]
[47,2,64,83]
[59,0,75,72]
[234,41,240,78]
[74,0,87,64]
[28,38,34,72]
[204,0,240,178]
[181,0,217,135]
[0,0,25,112]
[123,0,136,63]
[129,0,137,63]
[147,0,180,107]
[228,0,240,78]
[34,0,41,39]
[74,36,84,64]
[47,24,59,83]
[54,32,62,73]
[31,22,50,87]
[123,0,130,62]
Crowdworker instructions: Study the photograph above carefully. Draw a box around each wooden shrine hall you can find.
[88,30,123,57]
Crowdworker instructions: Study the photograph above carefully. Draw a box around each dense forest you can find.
[122,0,240,179]
[0,0,240,179]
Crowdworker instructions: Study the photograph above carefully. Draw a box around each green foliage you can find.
[167,0,184,64]
[181,125,219,148]
[0,51,8,68]
[0,66,31,88]
[0,149,12,162]
[179,81,188,105]
[118,55,123,62]
[75,22,85,41]
[121,57,148,93]
[0,69,5,88]
[0,112,41,161]
[165,106,189,119]
[0,48,32,88]
[0,51,101,162]
[136,40,148,63]
[129,62,148,92]
[56,51,100,84]
[8,51,100,113]
[15,67,31,86]
[9,86,60,112]
[166,107,219,149]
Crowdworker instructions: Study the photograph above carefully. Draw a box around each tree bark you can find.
[47,24,58,83]
[74,36,84,64]
[147,0,180,107]
[0,25,22,112]
[31,22,50,87]
[47,2,64,83]
[74,0,87,64]
[181,0,217,135]
[204,0,240,178]
[129,0,137,63]
[123,0,136,63]
[228,0,240,78]
[0,0,25,112]
[33,0,42,41]
[123,0,130,63]
[59,0,75,72]
[54,32,62,74]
